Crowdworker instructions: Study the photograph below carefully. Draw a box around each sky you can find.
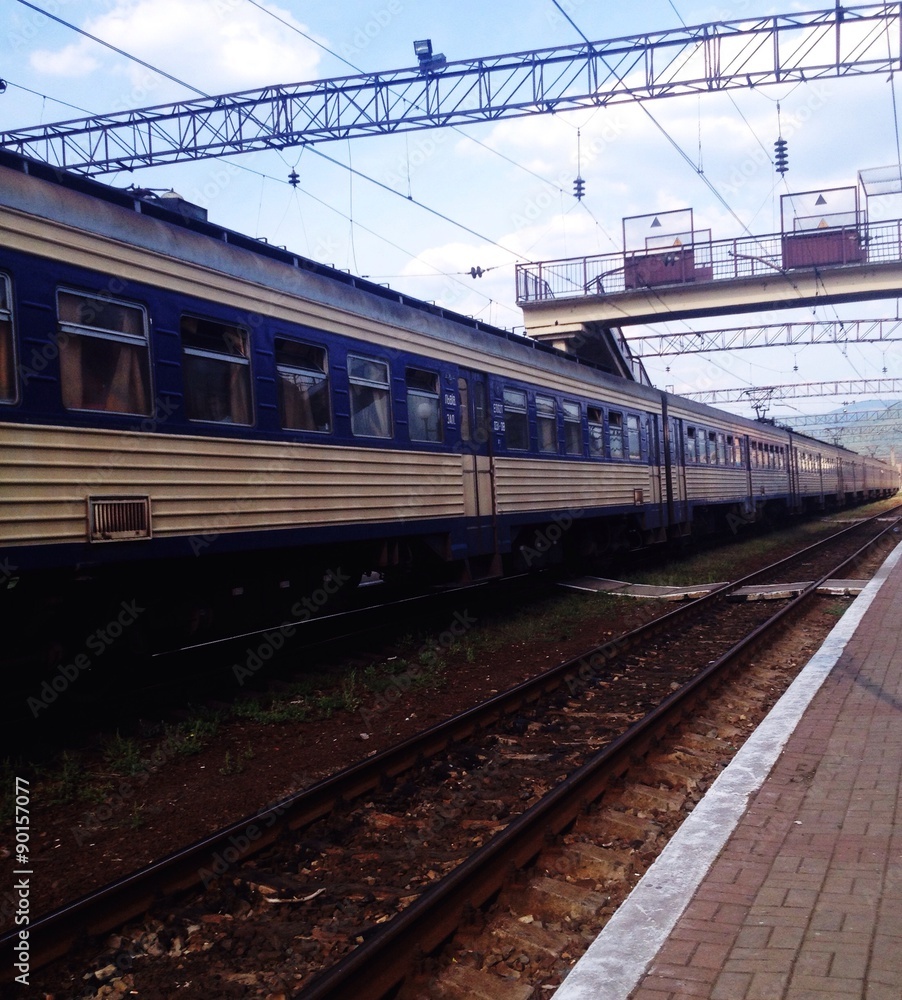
[3,0,902,437]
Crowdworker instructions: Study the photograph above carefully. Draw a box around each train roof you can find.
[0,149,891,465]
[0,148,579,361]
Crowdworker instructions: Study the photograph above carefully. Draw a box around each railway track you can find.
[11,506,901,997]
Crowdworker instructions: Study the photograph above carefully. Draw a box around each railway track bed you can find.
[20,596,857,999]
[8,507,901,997]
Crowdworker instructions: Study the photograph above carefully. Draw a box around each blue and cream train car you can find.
[0,151,896,661]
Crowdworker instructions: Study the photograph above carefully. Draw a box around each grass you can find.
[626,501,897,589]
[160,713,222,757]
[102,731,145,775]
[219,746,255,775]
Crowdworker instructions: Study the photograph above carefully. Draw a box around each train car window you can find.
[472,380,489,443]
[181,316,252,424]
[627,414,641,460]
[406,367,442,443]
[58,289,152,415]
[588,407,604,459]
[502,388,529,450]
[348,354,392,438]
[647,417,661,465]
[707,431,718,464]
[536,395,557,454]
[276,338,331,433]
[0,275,16,404]
[563,401,582,455]
[716,433,727,465]
[685,426,697,463]
[609,412,624,459]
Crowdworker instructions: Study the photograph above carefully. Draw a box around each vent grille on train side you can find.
[88,496,152,541]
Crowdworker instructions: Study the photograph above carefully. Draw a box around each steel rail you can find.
[297,515,902,999]
[3,505,897,976]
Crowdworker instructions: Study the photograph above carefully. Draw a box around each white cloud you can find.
[29,0,323,98]
[30,43,99,77]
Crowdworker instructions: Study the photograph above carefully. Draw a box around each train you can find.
[0,149,897,674]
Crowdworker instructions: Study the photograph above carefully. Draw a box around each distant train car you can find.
[0,150,896,669]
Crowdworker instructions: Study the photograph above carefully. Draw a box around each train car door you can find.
[787,431,800,511]
[458,371,496,555]
[665,412,688,525]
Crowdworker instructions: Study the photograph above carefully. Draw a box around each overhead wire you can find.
[243,0,576,197]
[648,1,891,394]
[13,0,207,97]
[549,0,759,240]
[9,0,528,292]
[10,0,525,316]
[13,0,528,267]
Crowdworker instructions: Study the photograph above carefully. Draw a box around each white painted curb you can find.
[553,541,902,1000]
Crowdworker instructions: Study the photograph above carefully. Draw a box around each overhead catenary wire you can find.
[244,0,577,198]
[12,0,527,267]
[7,24,523,320]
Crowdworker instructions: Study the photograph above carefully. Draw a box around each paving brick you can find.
[733,925,772,950]
[579,549,902,1000]
[787,973,867,994]
[747,970,789,998]
[710,971,752,999]
[722,946,795,974]
[793,948,832,977]
[630,988,675,1000]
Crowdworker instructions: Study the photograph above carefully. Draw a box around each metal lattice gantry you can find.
[786,402,902,428]
[683,378,902,404]
[1,3,900,174]
[627,319,902,357]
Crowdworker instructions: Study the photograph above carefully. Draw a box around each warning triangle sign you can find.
[817,218,829,228]
[816,194,827,206]
[651,217,662,228]
[673,238,683,246]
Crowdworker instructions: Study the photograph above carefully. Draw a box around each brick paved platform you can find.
[555,542,902,1000]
